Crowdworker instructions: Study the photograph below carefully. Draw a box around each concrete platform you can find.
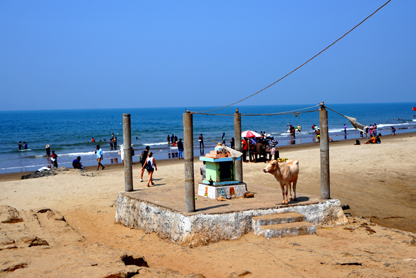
[115,184,347,246]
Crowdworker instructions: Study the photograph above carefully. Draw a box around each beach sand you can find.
[1,133,415,277]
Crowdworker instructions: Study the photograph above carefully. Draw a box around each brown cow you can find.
[263,159,299,205]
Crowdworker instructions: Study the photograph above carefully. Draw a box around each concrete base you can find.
[197,183,247,199]
[114,184,347,247]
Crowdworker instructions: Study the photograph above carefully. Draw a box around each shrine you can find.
[198,143,247,199]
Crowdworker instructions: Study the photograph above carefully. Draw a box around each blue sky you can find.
[0,1,414,111]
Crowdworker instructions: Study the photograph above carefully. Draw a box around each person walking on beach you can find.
[46,144,51,168]
[142,152,157,187]
[51,150,58,169]
[344,124,347,135]
[95,145,105,170]
[177,139,184,159]
[140,146,150,182]
[199,134,204,149]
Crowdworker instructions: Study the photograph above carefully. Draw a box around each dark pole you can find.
[123,113,133,192]
[319,103,330,199]
[183,111,195,212]
[234,108,243,182]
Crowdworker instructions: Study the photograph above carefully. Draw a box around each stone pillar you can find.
[123,113,133,192]
[319,103,330,199]
[183,111,195,212]
[234,108,243,182]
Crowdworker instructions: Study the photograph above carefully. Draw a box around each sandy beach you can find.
[1,133,415,277]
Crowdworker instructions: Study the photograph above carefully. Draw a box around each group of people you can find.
[286,123,301,139]
[90,134,118,150]
[44,144,59,169]
[241,136,279,163]
[18,141,28,150]
[166,134,184,159]
[167,134,178,145]
[361,124,379,138]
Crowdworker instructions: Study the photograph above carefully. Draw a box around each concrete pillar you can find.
[319,103,330,199]
[234,108,243,182]
[183,111,195,212]
[123,113,133,192]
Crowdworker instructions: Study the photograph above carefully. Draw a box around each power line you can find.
[194,0,391,114]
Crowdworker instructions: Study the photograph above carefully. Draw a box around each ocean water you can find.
[1,102,415,174]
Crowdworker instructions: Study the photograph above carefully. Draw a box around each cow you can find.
[263,159,299,205]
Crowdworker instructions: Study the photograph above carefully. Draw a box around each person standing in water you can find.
[95,145,105,170]
[113,137,118,150]
[199,134,204,149]
[46,144,51,168]
[18,141,22,150]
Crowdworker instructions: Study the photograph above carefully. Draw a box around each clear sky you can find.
[0,1,414,111]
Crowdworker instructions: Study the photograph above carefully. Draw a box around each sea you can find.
[1,102,415,174]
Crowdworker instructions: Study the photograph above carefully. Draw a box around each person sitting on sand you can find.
[364,136,376,144]
[142,151,157,187]
[72,156,84,169]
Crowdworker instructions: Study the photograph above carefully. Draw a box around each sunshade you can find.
[241,130,261,138]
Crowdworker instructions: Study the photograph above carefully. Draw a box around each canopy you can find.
[345,115,365,132]
[241,130,261,138]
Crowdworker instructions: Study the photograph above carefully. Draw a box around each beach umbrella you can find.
[241,130,261,138]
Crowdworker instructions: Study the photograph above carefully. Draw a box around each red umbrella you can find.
[241,130,261,138]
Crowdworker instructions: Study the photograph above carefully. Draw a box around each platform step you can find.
[256,221,316,239]
[252,212,305,227]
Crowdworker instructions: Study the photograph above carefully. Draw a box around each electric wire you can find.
[192,0,391,114]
